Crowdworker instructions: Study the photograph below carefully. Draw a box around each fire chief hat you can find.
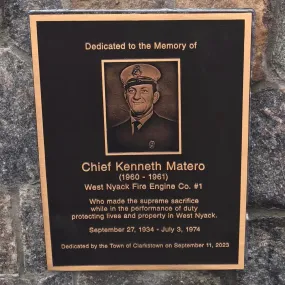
[120,64,161,90]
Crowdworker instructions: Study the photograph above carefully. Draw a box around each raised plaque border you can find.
[29,11,252,271]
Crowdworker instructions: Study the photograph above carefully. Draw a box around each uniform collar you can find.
[131,111,153,126]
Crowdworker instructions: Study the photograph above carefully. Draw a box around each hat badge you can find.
[132,65,142,78]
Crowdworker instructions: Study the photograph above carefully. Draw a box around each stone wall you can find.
[0,0,284,284]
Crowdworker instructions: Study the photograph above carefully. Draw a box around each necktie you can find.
[133,121,141,133]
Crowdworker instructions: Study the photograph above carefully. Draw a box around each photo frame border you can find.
[101,58,182,156]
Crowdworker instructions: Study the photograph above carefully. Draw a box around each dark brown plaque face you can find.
[30,11,252,271]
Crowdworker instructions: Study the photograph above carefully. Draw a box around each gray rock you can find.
[3,0,62,52]
[71,0,174,9]
[37,273,73,285]
[0,191,17,274]
[268,0,285,80]
[78,271,222,285]
[0,278,30,285]
[0,273,73,285]
[238,215,285,285]
[0,48,39,186]
[20,184,45,273]
[179,272,222,285]
[249,88,285,207]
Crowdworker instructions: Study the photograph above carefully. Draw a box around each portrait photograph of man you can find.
[102,59,181,155]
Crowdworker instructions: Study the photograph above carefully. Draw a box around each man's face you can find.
[125,84,159,117]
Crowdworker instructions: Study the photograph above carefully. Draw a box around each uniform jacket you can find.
[108,112,178,153]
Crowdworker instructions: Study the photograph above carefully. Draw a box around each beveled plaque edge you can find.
[29,11,253,271]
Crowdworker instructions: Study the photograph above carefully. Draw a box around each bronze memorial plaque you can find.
[30,11,252,270]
